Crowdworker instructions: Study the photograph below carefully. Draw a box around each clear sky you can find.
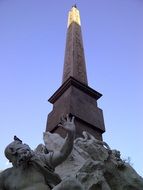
[0,0,143,176]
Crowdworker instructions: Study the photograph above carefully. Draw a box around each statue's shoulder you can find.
[0,167,13,179]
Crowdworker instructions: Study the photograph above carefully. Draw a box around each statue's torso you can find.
[3,166,50,190]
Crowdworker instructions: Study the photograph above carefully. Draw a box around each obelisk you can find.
[46,6,105,140]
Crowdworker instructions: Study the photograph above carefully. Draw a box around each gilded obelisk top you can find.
[67,6,81,27]
[62,6,88,85]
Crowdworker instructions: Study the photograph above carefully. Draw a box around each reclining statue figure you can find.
[0,115,75,190]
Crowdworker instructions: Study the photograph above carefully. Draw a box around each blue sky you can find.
[0,0,143,176]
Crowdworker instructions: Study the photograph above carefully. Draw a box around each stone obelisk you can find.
[46,5,105,140]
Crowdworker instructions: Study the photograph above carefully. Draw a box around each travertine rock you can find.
[53,177,84,190]
[44,131,143,190]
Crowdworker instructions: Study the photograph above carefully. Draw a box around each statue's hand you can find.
[51,115,75,167]
[58,114,75,134]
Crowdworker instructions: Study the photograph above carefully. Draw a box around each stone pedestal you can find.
[46,77,105,140]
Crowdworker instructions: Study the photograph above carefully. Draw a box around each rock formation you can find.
[44,131,143,190]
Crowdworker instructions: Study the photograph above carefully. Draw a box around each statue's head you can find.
[5,136,32,167]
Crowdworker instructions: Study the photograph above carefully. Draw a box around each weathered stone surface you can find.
[44,131,86,178]
[53,177,84,190]
[44,131,143,190]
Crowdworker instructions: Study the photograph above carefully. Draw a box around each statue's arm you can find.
[50,115,75,168]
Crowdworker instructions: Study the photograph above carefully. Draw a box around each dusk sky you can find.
[0,1,143,176]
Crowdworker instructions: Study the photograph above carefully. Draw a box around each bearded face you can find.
[5,140,33,167]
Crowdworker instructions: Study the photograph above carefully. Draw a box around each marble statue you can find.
[75,131,111,150]
[0,115,75,190]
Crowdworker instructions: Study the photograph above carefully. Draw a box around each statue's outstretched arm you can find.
[51,115,75,168]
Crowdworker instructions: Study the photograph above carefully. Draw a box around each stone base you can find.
[46,77,105,140]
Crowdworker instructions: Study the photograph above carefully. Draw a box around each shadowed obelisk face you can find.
[62,6,88,85]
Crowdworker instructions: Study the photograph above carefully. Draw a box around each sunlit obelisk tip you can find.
[67,5,81,27]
